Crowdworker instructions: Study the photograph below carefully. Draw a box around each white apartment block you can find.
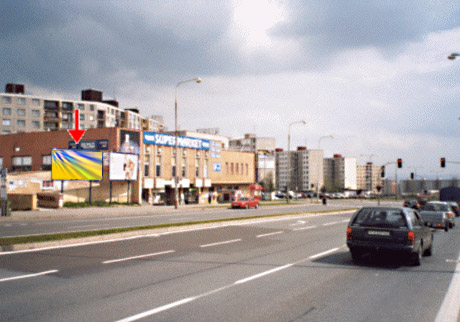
[323,154,357,190]
[275,147,323,192]
[0,84,165,135]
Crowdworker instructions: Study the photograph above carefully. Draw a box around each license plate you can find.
[368,230,390,236]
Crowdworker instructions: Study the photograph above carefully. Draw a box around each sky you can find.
[1,0,460,179]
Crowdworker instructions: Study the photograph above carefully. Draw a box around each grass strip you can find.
[0,208,357,246]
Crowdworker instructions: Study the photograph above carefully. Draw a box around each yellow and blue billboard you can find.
[51,149,103,180]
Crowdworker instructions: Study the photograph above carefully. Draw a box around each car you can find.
[421,201,455,229]
[231,197,260,209]
[346,206,433,266]
[403,199,420,210]
[447,201,460,217]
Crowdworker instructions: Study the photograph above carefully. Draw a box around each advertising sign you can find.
[109,152,139,181]
[143,132,210,150]
[51,149,103,180]
[213,162,221,172]
[69,139,109,150]
[120,130,140,154]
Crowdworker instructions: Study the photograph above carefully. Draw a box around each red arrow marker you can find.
[67,109,86,144]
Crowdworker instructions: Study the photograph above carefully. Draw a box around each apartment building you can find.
[275,147,323,192]
[356,162,384,192]
[229,133,276,187]
[323,154,357,190]
[0,83,166,134]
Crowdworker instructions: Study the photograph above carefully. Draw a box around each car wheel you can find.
[350,249,362,262]
[445,225,449,232]
[412,247,422,266]
[423,239,433,257]
[255,204,259,209]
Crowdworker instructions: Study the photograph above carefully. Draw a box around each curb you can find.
[0,209,357,254]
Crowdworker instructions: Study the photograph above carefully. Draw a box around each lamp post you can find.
[174,77,201,209]
[287,120,307,203]
[448,53,459,60]
[317,135,333,202]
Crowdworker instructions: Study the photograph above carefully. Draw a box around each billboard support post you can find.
[89,181,92,204]
[61,181,64,194]
[110,181,112,204]
[127,181,130,205]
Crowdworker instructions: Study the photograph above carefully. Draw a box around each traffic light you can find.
[410,172,414,180]
[380,166,385,178]
[397,158,402,168]
[441,157,446,168]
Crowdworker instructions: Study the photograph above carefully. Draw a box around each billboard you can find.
[51,149,103,180]
[109,152,139,181]
[120,130,140,154]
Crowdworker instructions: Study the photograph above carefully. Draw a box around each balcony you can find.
[44,100,59,111]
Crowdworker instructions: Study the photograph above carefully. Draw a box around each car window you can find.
[407,211,423,227]
[352,209,407,228]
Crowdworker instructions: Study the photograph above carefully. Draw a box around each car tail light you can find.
[408,231,415,245]
[448,212,452,218]
[347,227,352,240]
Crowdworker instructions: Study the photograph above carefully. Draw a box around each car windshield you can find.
[423,203,449,211]
[352,208,408,228]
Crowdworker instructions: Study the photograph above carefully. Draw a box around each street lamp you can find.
[448,53,459,60]
[317,135,334,201]
[174,77,201,209]
[287,120,307,203]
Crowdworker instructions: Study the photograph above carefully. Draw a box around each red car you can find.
[231,197,260,209]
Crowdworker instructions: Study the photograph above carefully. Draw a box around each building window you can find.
[0,157,2,168]
[231,163,234,174]
[17,120,25,127]
[12,156,32,171]
[2,130,10,134]
[90,104,95,111]
[32,99,40,106]
[2,119,11,126]
[236,163,239,174]
[172,165,176,177]
[204,164,208,178]
[246,164,248,175]
[18,109,26,116]
[225,162,228,174]
[42,155,51,171]
[32,121,40,128]
[2,96,12,104]
[181,164,186,177]
[18,97,26,105]
[77,104,85,110]
[144,162,150,177]
[80,113,85,120]
[156,163,161,177]
[89,115,94,121]
[2,108,11,115]
[32,109,40,117]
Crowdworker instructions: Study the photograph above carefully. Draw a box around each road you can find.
[1,209,459,321]
[0,199,400,238]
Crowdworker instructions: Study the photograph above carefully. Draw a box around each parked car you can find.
[231,197,260,209]
[403,200,420,210]
[346,207,433,266]
[447,201,460,217]
[421,201,455,230]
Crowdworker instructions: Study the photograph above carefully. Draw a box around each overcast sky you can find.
[2,1,460,179]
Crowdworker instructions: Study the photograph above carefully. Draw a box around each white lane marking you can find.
[234,264,294,285]
[341,219,350,223]
[103,250,175,264]
[256,231,284,238]
[1,210,356,255]
[289,220,306,226]
[200,239,242,248]
[115,246,342,321]
[293,225,317,231]
[435,250,460,322]
[308,247,340,260]
[322,221,340,226]
[0,270,58,283]
[5,224,12,227]
[116,297,197,322]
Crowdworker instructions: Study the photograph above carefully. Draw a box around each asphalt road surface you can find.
[1,210,459,321]
[0,199,401,238]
